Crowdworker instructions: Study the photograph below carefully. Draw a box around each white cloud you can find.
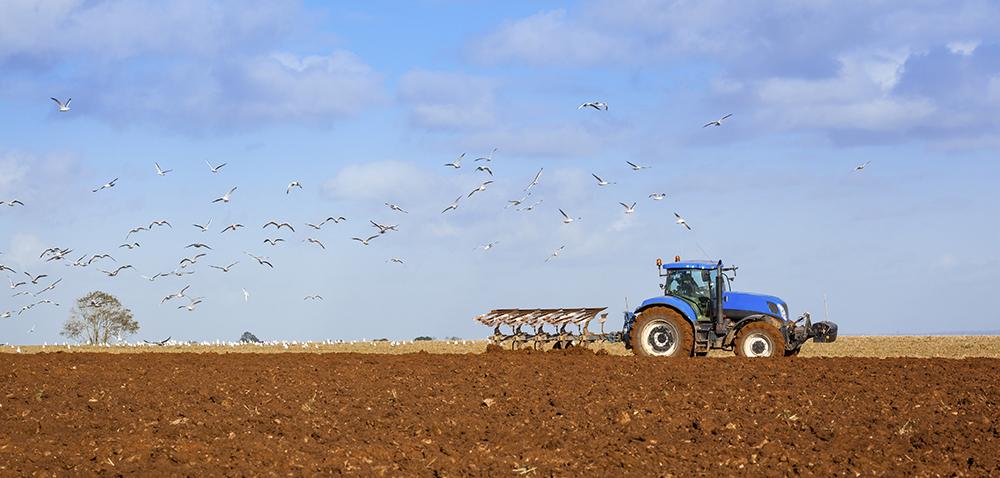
[471,9,630,66]
[751,50,936,131]
[323,161,436,202]
[398,70,498,130]
[946,40,980,56]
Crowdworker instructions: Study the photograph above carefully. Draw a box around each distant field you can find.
[3,335,999,358]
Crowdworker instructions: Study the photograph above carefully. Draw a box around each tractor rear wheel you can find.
[734,322,785,358]
[630,307,693,358]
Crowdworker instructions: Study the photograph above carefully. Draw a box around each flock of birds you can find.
[0,98,875,341]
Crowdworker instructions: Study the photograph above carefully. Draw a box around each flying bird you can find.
[476,165,493,176]
[578,101,608,111]
[149,220,171,229]
[559,209,579,224]
[192,219,212,232]
[263,221,295,232]
[305,222,323,230]
[475,148,497,162]
[245,252,274,268]
[468,181,494,198]
[154,162,172,176]
[161,285,191,304]
[479,241,499,251]
[101,265,133,277]
[92,178,119,193]
[545,245,566,263]
[50,97,72,112]
[1,200,24,207]
[322,216,347,225]
[441,196,462,214]
[444,153,465,169]
[525,168,543,192]
[305,238,326,249]
[674,212,692,230]
[703,113,734,128]
[220,223,244,233]
[286,181,302,194]
[179,253,206,268]
[385,202,408,214]
[370,221,398,234]
[506,196,528,209]
[303,295,324,301]
[625,161,650,171]
[592,173,614,186]
[126,226,146,239]
[387,258,405,265]
[208,262,239,273]
[855,161,872,172]
[119,243,140,250]
[649,193,667,201]
[518,199,543,212]
[186,243,212,250]
[620,202,636,214]
[242,288,250,302]
[24,272,47,284]
[143,337,171,346]
[213,187,237,203]
[8,277,27,289]
[352,235,379,246]
[178,298,203,312]
[263,238,285,246]
[33,278,62,296]
[87,254,115,265]
[205,161,227,173]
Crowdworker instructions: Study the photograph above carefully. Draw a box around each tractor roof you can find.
[662,260,720,270]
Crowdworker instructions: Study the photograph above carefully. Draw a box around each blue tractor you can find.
[623,257,838,357]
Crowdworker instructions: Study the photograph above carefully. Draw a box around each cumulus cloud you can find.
[398,70,498,130]
[471,0,1000,146]
[0,0,383,132]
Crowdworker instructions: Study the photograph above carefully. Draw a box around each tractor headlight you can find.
[779,304,788,321]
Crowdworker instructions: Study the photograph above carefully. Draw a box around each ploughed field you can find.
[2,351,998,476]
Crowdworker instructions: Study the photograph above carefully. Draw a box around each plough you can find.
[474,308,622,350]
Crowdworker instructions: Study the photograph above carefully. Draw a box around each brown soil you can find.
[1,353,998,476]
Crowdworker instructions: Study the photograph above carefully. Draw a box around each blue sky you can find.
[2,0,999,344]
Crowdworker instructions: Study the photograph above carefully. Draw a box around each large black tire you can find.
[629,307,693,357]
[734,322,785,358]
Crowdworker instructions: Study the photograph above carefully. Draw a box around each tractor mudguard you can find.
[635,297,698,323]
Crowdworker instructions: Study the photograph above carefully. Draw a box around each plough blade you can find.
[474,307,621,350]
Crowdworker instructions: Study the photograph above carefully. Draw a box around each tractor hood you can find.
[723,291,788,321]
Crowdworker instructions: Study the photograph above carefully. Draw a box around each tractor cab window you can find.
[665,268,719,320]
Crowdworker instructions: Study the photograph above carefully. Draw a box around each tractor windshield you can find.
[664,268,721,320]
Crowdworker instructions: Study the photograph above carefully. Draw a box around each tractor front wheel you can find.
[630,307,693,358]
[734,322,785,358]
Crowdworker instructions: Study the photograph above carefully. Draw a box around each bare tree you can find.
[61,291,139,345]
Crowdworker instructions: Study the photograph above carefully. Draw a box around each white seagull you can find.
[855,161,872,172]
[559,209,579,224]
[703,113,733,128]
[475,165,493,176]
[305,238,326,249]
[578,101,608,111]
[525,168,543,192]
[385,202,408,214]
[625,161,650,171]
[242,288,250,302]
[620,202,636,214]
[475,148,497,162]
[370,221,398,234]
[468,181,494,198]
[545,245,566,263]
[50,97,71,112]
[205,160,227,173]
[649,193,667,201]
[92,178,119,193]
[388,258,405,265]
[444,153,465,169]
[303,295,323,301]
[592,173,614,186]
[674,212,692,230]
[208,262,239,273]
[220,223,244,233]
[441,195,462,214]
[192,219,212,232]
[1,200,24,207]
[25,273,49,285]
[161,285,190,304]
[154,162,172,176]
[213,187,237,203]
[479,241,499,252]
[352,235,379,246]
[286,181,302,194]
[263,221,295,232]
[263,238,285,246]
[245,252,274,268]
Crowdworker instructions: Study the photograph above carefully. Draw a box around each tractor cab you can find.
[659,259,723,322]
